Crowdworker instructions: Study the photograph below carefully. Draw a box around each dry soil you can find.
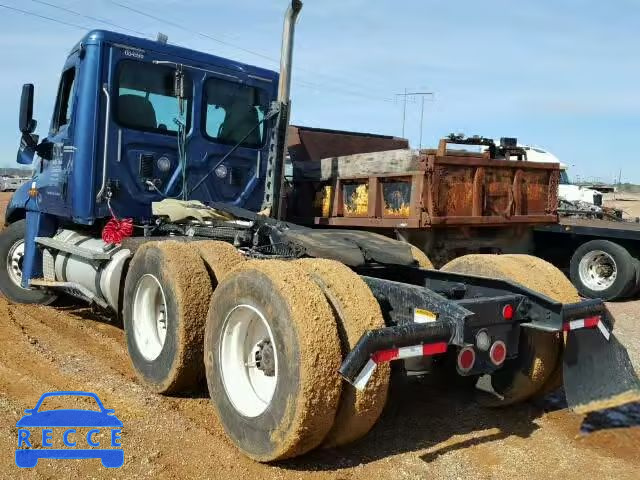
[0,192,638,479]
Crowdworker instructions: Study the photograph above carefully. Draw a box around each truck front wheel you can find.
[570,240,636,301]
[0,220,56,305]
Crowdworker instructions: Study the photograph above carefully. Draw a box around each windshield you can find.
[203,77,268,148]
[116,60,192,135]
[560,170,571,185]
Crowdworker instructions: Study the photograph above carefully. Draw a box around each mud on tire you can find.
[123,241,213,394]
[204,260,343,462]
[296,258,390,448]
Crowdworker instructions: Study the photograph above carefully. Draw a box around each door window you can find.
[52,68,76,132]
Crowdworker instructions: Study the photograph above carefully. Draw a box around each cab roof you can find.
[75,29,279,82]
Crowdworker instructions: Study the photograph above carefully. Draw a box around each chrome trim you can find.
[117,129,122,163]
[97,84,111,202]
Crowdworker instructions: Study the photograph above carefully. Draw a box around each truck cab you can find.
[10,30,278,226]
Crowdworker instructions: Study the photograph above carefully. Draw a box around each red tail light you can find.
[502,304,514,320]
[457,347,476,373]
[489,340,507,366]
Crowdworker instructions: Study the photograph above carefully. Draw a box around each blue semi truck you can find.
[1,1,638,462]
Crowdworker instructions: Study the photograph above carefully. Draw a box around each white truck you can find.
[518,145,640,301]
[521,146,604,206]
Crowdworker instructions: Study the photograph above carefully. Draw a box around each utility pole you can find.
[395,91,434,145]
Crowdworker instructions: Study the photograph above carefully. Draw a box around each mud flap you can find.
[564,329,640,414]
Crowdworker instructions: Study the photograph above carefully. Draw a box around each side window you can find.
[53,68,76,132]
[203,77,267,148]
[116,60,192,135]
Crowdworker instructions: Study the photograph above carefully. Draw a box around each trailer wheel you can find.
[204,260,343,461]
[409,245,434,269]
[441,254,579,406]
[296,258,390,448]
[0,220,56,305]
[123,241,213,394]
[569,240,636,301]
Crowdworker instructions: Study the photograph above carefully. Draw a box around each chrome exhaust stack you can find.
[277,0,303,105]
[261,0,302,219]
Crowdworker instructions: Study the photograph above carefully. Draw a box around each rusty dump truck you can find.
[288,131,558,267]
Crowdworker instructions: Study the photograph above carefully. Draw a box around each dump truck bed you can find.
[289,140,560,229]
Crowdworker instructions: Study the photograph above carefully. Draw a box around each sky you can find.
[0,0,638,183]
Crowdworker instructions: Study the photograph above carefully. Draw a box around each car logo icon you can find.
[15,391,123,468]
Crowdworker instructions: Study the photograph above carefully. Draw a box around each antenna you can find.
[395,91,434,146]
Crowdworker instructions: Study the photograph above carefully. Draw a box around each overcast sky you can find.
[0,0,638,183]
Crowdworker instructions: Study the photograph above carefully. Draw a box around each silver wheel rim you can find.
[219,304,278,418]
[579,250,617,291]
[132,274,168,361]
[6,239,25,288]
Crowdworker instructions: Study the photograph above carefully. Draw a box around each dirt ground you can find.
[604,192,640,219]
[0,192,638,479]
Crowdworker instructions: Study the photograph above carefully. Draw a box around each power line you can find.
[29,0,147,36]
[107,0,396,104]
[0,3,87,30]
[108,0,275,62]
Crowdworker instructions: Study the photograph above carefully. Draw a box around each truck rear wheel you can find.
[123,241,213,394]
[569,240,636,301]
[204,260,343,461]
[296,258,390,448]
[409,245,434,269]
[441,254,579,406]
[192,240,246,287]
[0,220,56,305]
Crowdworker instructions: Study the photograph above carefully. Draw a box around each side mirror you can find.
[19,84,36,134]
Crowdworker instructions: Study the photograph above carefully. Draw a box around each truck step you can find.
[35,237,116,261]
[29,279,109,309]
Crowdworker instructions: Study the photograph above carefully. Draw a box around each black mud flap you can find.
[564,329,640,414]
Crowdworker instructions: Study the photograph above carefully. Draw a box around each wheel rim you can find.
[219,304,278,418]
[132,274,168,361]
[578,250,617,291]
[6,239,26,288]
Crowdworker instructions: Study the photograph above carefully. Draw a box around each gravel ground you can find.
[0,192,638,479]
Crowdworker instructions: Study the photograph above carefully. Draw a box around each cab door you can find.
[36,55,80,217]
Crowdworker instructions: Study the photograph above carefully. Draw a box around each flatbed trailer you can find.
[534,217,640,300]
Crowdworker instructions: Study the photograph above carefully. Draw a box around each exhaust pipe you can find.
[261,0,303,218]
[277,0,303,105]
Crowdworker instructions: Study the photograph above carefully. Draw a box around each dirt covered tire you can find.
[123,241,213,394]
[569,240,636,301]
[0,220,56,305]
[205,260,343,462]
[296,258,390,447]
[192,240,246,287]
[441,254,580,406]
[409,244,434,269]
